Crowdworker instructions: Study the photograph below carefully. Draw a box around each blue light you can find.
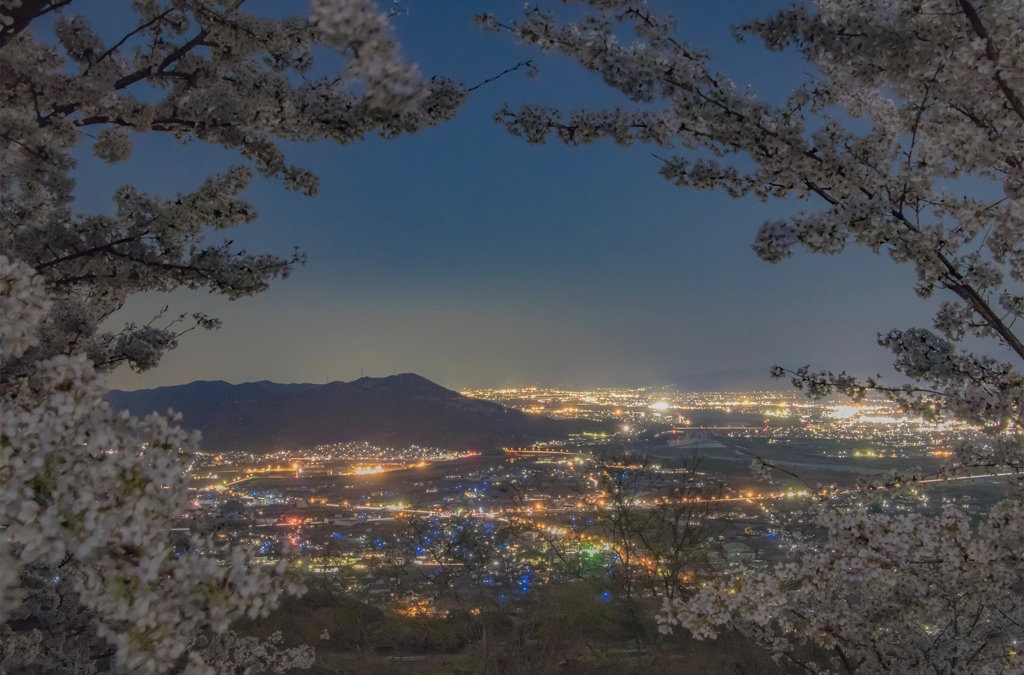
[601,592,611,601]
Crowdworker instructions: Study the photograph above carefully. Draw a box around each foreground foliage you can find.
[0,0,462,671]
[486,1,1024,672]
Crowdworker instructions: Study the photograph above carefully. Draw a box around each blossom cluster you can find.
[660,494,1024,674]
[0,256,301,672]
[310,0,425,110]
[190,631,316,675]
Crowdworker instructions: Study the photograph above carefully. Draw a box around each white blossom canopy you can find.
[484,1,1024,672]
[1,1,463,672]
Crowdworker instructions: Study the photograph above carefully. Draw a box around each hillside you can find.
[108,374,601,453]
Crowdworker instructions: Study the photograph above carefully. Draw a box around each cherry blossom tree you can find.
[482,1,1024,672]
[1,1,463,672]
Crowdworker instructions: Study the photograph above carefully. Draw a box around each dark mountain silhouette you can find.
[108,374,602,453]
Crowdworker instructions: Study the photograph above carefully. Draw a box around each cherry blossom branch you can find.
[80,9,176,79]
[34,235,142,272]
[955,0,1024,123]
[466,60,534,92]
[111,28,210,92]
[0,0,74,45]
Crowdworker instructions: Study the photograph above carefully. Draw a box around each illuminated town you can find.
[181,387,994,620]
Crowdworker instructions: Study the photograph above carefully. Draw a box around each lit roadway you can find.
[504,449,580,456]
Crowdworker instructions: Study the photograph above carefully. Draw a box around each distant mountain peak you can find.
[108,374,603,453]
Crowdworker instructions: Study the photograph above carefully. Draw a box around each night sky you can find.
[95,1,937,392]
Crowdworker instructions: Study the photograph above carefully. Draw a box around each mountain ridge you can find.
[108,373,600,454]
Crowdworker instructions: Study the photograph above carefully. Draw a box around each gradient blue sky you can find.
[90,1,937,391]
